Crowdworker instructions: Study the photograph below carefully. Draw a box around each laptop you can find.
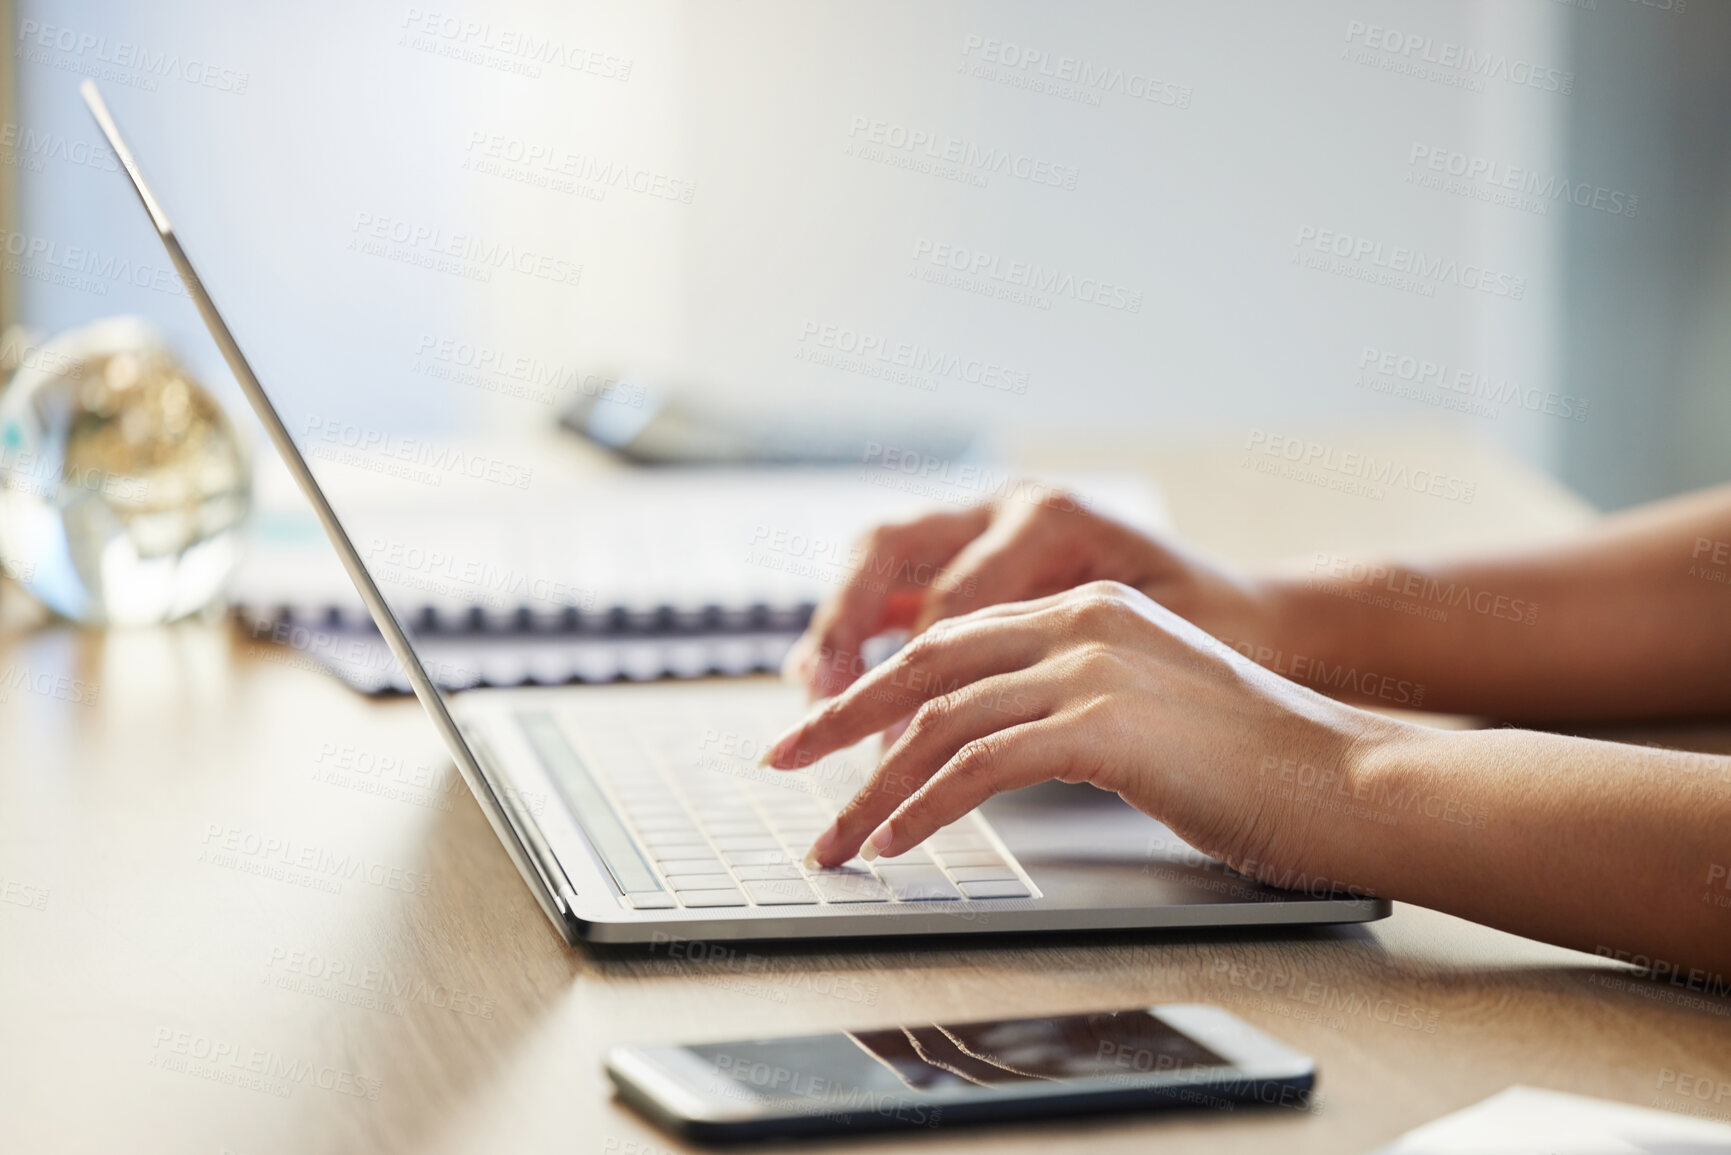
[84,81,1389,945]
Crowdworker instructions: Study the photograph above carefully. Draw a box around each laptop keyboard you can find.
[519,708,1037,910]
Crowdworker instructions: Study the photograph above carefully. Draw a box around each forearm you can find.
[1259,484,1731,721]
[1296,723,1731,978]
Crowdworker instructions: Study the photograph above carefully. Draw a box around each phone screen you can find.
[684,1009,1231,1107]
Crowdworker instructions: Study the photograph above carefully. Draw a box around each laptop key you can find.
[741,879,819,905]
[675,888,748,908]
[724,850,791,867]
[733,864,802,881]
[712,836,781,852]
[630,814,698,831]
[807,871,892,903]
[624,892,677,910]
[947,865,1019,882]
[932,850,1005,868]
[643,834,709,855]
[957,880,1032,900]
[875,865,962,902]
[704,822,771,837]
[657,857,726,875]
[664,872,735,890]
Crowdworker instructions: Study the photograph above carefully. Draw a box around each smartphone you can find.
[605,1004,1315,1142]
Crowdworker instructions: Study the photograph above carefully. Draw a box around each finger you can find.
[878,713,913,751]
[765,602,1058,770]
[784,509,990,696]
[908,509,1047,634]
[804,673,1054,867]
[859,718,1076,861]
[910,491,1090,634]
[867,594,1074,747]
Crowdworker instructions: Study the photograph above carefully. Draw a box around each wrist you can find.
[1191,571,1308,664]
[1309,715,1458,897]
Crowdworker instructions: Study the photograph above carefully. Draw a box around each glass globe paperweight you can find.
[0,317,251,625]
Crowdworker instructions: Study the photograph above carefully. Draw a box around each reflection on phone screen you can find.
[847,1010,1229,1090]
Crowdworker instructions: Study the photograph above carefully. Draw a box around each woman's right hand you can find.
[783,485,1279,699]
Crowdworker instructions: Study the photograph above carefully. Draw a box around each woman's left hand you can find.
[763,580,1399,875]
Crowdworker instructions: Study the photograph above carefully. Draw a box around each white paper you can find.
[1371,1086,1731,1154]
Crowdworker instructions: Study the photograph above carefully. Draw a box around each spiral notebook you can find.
[231,459,1167,696]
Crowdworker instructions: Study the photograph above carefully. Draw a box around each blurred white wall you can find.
[23,0,1707,505]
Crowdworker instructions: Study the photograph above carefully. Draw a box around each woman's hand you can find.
[765,580,1400,874]
[782,488,1276,700]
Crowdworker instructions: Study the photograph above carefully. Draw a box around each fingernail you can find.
[859,824,892,861]
[804,822,839,869]
[758,724,802,769]
[780,639,812,686]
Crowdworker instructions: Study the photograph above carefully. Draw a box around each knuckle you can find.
[1030,484,1081,515]
[1066,582,1137,625]
[1073,639,1125,676]
[950,736,1002,783]
[1080,578,1134,601]
[900,629,947,667]
[909,693,957,737]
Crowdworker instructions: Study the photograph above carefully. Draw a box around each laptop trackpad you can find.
[982,779,1189,862]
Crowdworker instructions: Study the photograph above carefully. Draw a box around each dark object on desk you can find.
[563,385,978,466]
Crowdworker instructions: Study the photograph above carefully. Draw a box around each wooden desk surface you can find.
[5,435,1729,1154]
